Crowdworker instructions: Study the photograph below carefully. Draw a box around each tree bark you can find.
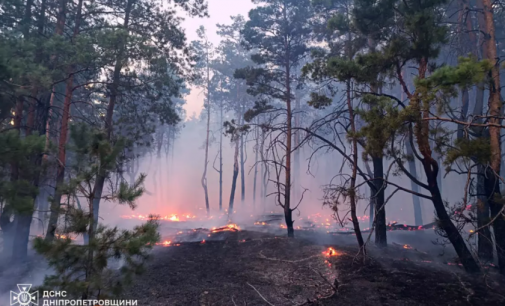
[219,101,223,211]
[347,80,365,250]
[480,0,504,274]
[411,57,480,273]
[281,3,294,238]
[240,118,245,204]
[253,120,259,206]
[228,137,240,219]
[373,156,387,247]
[45,0,84,241]
[405,136,423,226]
[293,93,301,205]
[476,164,494,261]
[89,0,135,233]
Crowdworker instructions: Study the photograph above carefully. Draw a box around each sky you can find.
[180,0,255,119]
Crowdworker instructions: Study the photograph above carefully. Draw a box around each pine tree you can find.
[236,0,313,237]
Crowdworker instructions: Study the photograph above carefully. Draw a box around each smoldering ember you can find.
[1,0,505,305]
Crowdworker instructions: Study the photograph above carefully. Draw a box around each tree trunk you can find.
[406,133,423,226]
[481,0,504,275]
[476,164,493,261]
[90,0,135,231]
[9,0,39,262]
[364,160,374,227]
[373,156,387,247]
[219,101,223,211]
[293,94,301,205]
[228,137,240,219]
[45,0,84,241]
[347,81,365,250]
[411,57,479,273]
[427,169,480,272]
[240,121,245,204]
[201,44,211,216]
[466,0,493,262]
[253,121,259,206]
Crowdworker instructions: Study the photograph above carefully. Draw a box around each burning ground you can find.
[121,221,505,306]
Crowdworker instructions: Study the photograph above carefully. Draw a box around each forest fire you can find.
[121,213,197,222]
[323,247,338,257]
[211,224,241,233]
[403,244,413,249]
[155,240,181,247]
[55,234,76,240]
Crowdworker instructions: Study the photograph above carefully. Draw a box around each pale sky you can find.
[180,0,255,119]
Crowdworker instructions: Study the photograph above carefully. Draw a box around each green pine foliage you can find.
[33,220,160,299]
[33,123,159,299]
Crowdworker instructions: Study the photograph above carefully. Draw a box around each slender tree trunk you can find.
[253,121,259,206]
[466,0,494,261]
[373,156,387,247]
[405,136,423,226]
[260,125,267,209]
[10,0,43,262]
[219,101,223,211]
[481,0,504,275]
[45,0,84,241]
[412,57,480,273]
[43,0,67,159]
[90,0,135,232]
[347,80,365,250]
[201,45,211,216]
[476,164,494,261]
[403,79,423,226]
[457,0,470,140]
[293,93,301,205]
[364,160,374,227]
[240,118,245,204]
[284,65,293,235]
[228,137,240,219]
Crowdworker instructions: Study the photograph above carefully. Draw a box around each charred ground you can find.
[123,229,505,306]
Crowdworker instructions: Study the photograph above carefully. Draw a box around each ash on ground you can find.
[123,229,505,306]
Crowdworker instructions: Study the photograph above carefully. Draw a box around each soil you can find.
[123,229,505,306]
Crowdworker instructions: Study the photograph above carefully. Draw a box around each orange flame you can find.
[323,247,338,257]
[403,244,413,249]
[211,224,241,233]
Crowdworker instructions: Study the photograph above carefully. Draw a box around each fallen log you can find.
[329,221,437,235]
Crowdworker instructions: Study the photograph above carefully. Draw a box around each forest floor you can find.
[123,229,505,306]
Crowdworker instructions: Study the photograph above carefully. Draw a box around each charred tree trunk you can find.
[45,0,83,241]
[373,155,387,247]
[283,47,294,236]
[411,57,480,273]
[228,137,240,219]
[476,164,494,261]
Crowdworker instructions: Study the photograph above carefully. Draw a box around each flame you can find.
[403,244,413,249]
[55,234,75,240]
[121,213,197,222]
[323,247,338,257]
[211,224,241,233]
[254,221,267,225]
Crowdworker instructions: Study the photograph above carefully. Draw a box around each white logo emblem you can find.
[10,284,38,306]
